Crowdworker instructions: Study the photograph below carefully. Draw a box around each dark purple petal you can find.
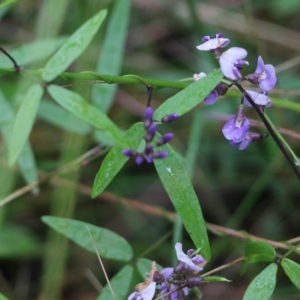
[144,107,153,129]
[187,277,202,288]
[122,149,137,157]
[144,106,153,120]
[144,124,157,142]
[135,155,144,165]
[161,113,179,123]
[144,144,154,155]
[153,151,168,159]
[204,90,218,105]
[215,83,229,96]
[157,133,174,146]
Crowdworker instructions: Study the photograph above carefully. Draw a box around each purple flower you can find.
[222,105,250,143]
[231,132,266,150]
[219,47,249,80]
[144,106,153,129]
[128,262,157,300]
[160,267,189,300]
[244,90,272,107]
[157,133,174,146]
[144,123,157,142]
[246,56,277,91]
[174,243,204,274]
[196,33,230,51]
[152,151,168,159]
[161,113,179,123]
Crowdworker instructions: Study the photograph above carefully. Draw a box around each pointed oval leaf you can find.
[245,242,276,264]
[281,258,300,290]
[48,85,127,146]
[91,0,130,111]
[41,216,133,262]
[38,100,90,135]
[153,69,223,120]
[243,263,277,300]
[153,141,210,260]
[9,84,43,165]
[97,265,134,300]
[0,91,39,191]
[91,122,144,198]
[42,9,107,82]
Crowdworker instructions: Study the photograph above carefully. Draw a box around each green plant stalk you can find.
[236,83,300,181]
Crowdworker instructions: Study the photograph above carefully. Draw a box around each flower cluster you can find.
[122,107,179,164]
[127,243,206,300]
[196,33,277,150]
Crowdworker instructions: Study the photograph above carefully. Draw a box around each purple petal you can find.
[244,90,272,107]
[204,90,218,105]
[161,113,179,123]
[220,47,248,80]
[135,155,144,165]
[196,37,230,51]
[174,243,203,274]
[259,64,277,91]
[153,151,168,159]
[144,106,153,120]
[255,56,265,73]
[222,116,250,143]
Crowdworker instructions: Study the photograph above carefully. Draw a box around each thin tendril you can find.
[0,46,21,71]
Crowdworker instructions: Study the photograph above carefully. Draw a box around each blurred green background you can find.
[0,0,300,299]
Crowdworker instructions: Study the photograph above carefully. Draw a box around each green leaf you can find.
[136,258,163,279]
[0,91,39,191]
[153,69,223,120]
[245,242,276,264]
[203,276,231,283]
[97,265,134,300]
[153,142,210,260]
[243,263,277,300]
[0,37,66,68]
[38,100,90,135]
[91,0,130,112]
[0,292,9,300]
[42,9,107,82]
[281,258,300,290]
[8,84,43,164]
[48,85,127,146]
[91,122,144,198]
[41,216,133,261]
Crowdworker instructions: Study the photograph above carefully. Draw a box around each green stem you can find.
[235,83,300,181]
[0,67,190,89]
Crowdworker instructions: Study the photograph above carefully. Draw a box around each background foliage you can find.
[0,0,300,299]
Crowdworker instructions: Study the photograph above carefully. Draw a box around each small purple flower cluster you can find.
[196,33,277,150]
[122,107,179,164]
[127,243,206,300]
